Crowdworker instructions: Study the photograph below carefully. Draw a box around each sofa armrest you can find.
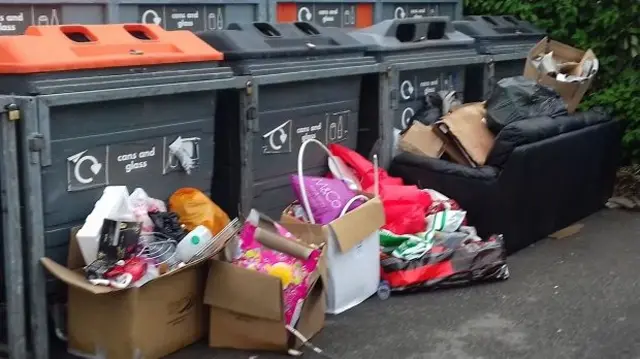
[487,109,613,167]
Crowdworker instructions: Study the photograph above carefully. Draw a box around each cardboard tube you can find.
[254,227,312,260]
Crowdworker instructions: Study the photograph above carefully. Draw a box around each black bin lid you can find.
[453,15,546,42]
[196,22,368,60]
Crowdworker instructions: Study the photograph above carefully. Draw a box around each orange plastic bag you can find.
[168,188,230,235]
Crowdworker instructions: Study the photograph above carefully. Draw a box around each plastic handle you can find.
[339,195,369,217]
[296,139,346,224]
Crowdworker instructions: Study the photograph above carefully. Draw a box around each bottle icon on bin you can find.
[208,8,224,30]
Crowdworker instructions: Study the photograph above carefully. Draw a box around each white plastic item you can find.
[76,186,133,265]
[297,139,380,315]
[176,225,214,263]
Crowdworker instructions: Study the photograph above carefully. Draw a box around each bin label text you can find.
[262,120,292,155]
[391,4,438,20]
[296,3,359,28]
[139,5,226,32]
[0,5,62,35]
[296,122,324,144]
[66,136,200,192]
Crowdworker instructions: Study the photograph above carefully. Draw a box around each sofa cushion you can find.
[486,109,613,167]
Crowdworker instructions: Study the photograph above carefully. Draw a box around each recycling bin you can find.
[0,24,246,359]
[197,22,380,218]
[376,0,463,23]
[454,15,546,102]
[0,0,107,35]
[270,0,374,29]
[349,17,485,167]
[116,0,265,32]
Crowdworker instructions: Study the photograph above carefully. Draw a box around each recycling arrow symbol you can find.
[400,80,415,100]
[141,9,162,26]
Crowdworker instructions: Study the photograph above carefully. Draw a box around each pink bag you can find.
[291,139,365,225]
[290,175,363,225]
[233,210,322,326]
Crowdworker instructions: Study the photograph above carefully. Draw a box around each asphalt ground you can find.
[168,209,640,359]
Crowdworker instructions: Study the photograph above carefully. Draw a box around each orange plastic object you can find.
[355,3,373,28]
[169,187,231,236]
[0,24,224,74]
[276,2,297,22]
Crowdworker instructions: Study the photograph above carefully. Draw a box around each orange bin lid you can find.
[0,24,224,74]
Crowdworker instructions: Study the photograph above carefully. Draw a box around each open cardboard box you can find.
[40,229,208,359]
[281,195,385,314]
[524,37,597,113]
[204,223,327,352]
[281,195,385,254]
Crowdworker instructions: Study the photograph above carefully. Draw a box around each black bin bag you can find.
[485,76,568,134]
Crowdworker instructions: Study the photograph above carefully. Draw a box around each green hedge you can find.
[464,0,640,162]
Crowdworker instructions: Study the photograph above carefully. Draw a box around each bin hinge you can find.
[247,106,258,132]
[389,88,398,109]
[4,103,20,121]
[28,133,45,152]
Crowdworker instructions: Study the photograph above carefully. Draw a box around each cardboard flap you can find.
[439,102,494,166]
[41,258,117,295]
[204,260,284,322]
[398,122,445,159]
[328,197,385,252]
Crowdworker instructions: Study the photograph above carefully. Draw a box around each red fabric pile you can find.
[328,144,433,235]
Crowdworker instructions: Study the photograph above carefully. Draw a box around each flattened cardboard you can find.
[524,37,597,113]
[398,122,445,159]
[41,228,209,359]
[435,102,495,166]
[281,196,385,253]
[204,260,325,351]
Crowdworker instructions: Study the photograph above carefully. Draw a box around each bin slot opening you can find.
[61,26,96,43]
[295,22,320,36]
[481,16,499,26]
[504,16,519,25]
[427,21,446,40]
[123,25,155,40]
[396,23,415,42]
[254,23,282,37]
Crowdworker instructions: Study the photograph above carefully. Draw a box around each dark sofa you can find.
[389,110,622,254]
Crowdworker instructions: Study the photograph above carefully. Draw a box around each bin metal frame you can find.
[17,73,250,359]
[1,97,27,359]
[238,60,382,216]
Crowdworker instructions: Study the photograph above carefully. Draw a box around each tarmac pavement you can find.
[169,209,640,359]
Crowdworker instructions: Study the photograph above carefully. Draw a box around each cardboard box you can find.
[204,255,325,351]
[40,233,207,359]
[281,196,385,314]
[398,122,445,159]
[433,102,495,167]
[524,37,597,113]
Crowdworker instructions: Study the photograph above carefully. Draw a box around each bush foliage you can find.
[465,0,640,162]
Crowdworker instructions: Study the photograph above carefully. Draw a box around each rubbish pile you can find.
[396,37,598,168]
[74,187,233,289]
